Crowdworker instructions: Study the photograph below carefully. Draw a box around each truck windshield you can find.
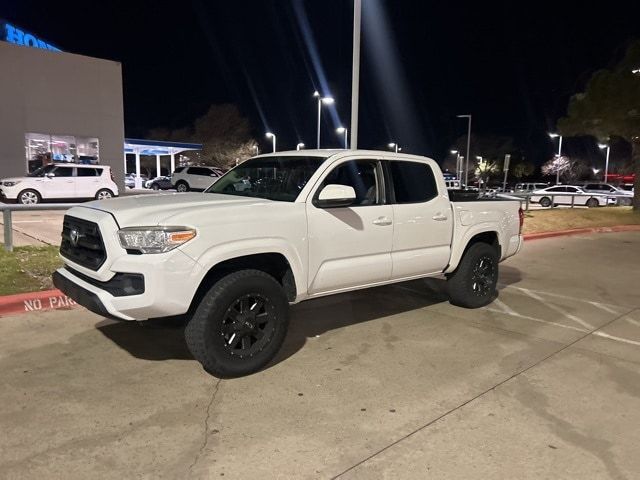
[206,156,326,202]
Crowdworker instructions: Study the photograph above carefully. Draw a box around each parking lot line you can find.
[482,307,589,333]
[592,331,640,347]
[519,289,595,330]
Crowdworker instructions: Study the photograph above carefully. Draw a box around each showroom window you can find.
[25,133,99,173]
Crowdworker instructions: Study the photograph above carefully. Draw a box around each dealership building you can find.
[0,20,200,191]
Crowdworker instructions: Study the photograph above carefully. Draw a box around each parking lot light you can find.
[388,142,398,153]
[549,133,563,184]
[296,142,305,150]
[314,92,335,148]
[265,132,277,152]
[336,127,348,148]
[598,143,610,182]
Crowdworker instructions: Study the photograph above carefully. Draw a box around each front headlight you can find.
[3,181,20,187]
[118,226,196,254]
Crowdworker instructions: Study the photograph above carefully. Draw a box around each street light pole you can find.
[266,132,276,152]
[599,143,610,182]
[350,0,362,150]
[314,91,334,149]
[549,133,563,184]
[457,114,472,186]
[336,127,348,148]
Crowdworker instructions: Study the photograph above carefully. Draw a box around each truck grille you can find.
[60,215,106,271]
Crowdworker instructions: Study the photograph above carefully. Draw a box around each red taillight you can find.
[518,207,524,234]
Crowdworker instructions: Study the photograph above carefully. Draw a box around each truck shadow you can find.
[95,267,523,370]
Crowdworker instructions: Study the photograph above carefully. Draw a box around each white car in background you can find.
[171,166,224,192]
[0,164,119,204]
[582,183,633,206]
[530,185,608,208]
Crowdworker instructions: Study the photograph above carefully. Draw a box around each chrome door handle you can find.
[373,217,392,226]
[432,214,448,221]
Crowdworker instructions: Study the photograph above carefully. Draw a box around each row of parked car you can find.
[513,182,634,207]
[125,166,226,191]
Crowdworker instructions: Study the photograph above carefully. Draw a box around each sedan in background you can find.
[583,183,633,206]
[145,176,173,190]
[530,185,608,208]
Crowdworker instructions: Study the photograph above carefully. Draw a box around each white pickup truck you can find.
[53,150,523,377]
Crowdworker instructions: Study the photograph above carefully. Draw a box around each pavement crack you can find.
[188,378,222,477]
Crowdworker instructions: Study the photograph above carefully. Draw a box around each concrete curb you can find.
[523,224,640,241]
[0,289,77,317]
[1,224,638,317]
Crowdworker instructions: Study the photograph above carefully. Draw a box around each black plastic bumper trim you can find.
[52,271,123,321]
[65,267,145,297]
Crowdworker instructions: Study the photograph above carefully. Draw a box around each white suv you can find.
[0,164,119,204]
[171,166,224,192]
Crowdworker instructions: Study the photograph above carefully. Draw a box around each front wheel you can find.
[151,183,160,191]
[95,189,114,200]
[184,270,290,378]
[447,243,499,309]
[586,198,599,208]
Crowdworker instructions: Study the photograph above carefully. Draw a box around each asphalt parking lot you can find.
[1,232,639,479]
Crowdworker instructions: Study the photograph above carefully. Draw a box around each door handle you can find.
[373,216,392,226]
[432,213,448,221]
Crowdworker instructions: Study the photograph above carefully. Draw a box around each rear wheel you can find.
[539,196,552,208]
[176,181,189,192]
[184,270,289,378]
[586,198,599,208]
[95,189,114,200]
[151,183,160,191]
[447,243,499,309]
[17,189,41,204]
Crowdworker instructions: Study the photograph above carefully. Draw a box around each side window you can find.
[53,167,74,177]
[390,161,438,204]
[77,168,98,177]
[320,160,380,207]
[566,187,578,193]
[173,166,185,174]
[546,186,564,192]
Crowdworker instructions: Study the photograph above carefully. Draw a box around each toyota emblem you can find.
[70,229,81,246]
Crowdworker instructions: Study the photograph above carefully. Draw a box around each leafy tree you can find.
[512,161,535,179]
[558,40,640,209]
[475,158,499,188]
[147,104,257,169]
[541,156,587,183]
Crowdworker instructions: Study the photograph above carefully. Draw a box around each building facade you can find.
[0,38,125,190]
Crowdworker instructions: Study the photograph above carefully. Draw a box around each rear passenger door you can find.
[190,167,219,190]
[42,166,75,199]
[387,160,453,279]
[75,167,100,198]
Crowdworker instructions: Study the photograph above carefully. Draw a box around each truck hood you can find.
[83,193,270,227]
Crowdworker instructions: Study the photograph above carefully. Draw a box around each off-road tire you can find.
[447,242,499,309]
[184,269,289,378]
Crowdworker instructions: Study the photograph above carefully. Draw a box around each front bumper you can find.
[56,206,205,320]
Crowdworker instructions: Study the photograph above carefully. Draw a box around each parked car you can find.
[145,176,173,190]
[445,179,461,189]
[582,183,633,206]
[514,182,549,192]
[530,185,608,207]
[0,164,119,204]
[124,173,148,189]
[54,149,523,377]
[171,166,224,192]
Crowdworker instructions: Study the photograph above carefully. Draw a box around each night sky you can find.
[2,0,639,165]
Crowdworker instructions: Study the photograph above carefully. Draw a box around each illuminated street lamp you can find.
[314,91,335,148]
[456,114,472,186]
[549,133,563,184]
[253,145,259,156]
[265,132,276,152]
[336,127,348,148]
[388,142,399,153]
[296,142,305,151]
[598,143,611,182]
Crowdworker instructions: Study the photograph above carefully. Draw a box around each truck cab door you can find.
[306,159,393,295]
[387,160,453,278]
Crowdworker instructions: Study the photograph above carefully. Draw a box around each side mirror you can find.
[316,184,356,208]
[45,173,55,178]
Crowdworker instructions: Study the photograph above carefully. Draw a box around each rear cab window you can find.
[388,160,438,204]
